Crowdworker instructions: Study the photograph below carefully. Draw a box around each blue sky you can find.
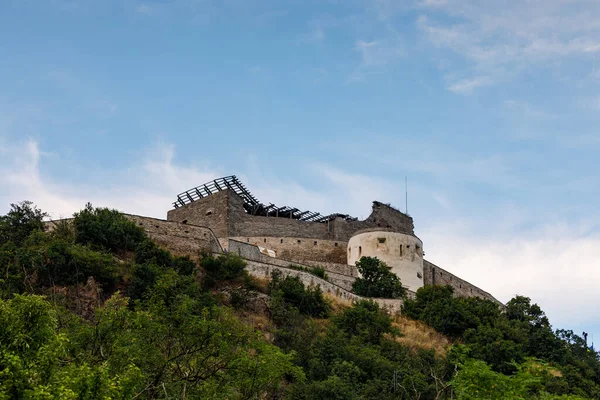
[1,0,600,344]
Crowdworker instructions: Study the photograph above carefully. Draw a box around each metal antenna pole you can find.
[405,176,408,214]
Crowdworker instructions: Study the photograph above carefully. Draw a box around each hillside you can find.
[1,201,599,399]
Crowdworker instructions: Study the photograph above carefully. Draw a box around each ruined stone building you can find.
[47,175,501,309]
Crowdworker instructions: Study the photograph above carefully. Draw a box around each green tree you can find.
[201,252,247,288]
[0,294,143,399]
[0,201,47,247]
[73,203,145,253]
[352,256,406,299]
[268,270,330,318]
[333,300,393,345]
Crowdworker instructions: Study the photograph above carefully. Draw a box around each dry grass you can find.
[248,276,270,293]
[323,293,353,314]
[389,315,451,356]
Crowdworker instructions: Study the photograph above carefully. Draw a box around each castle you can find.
[48,175,501,309]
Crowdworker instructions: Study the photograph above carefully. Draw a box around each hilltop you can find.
[0,200,599,399]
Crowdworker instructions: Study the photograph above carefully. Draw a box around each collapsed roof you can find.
[173,175,358,223]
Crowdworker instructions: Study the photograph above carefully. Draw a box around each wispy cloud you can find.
[135,3,154,15]
[415,0,600,91]
[349,38,404,81]
[0,138,221,219]
[447,76,492,93]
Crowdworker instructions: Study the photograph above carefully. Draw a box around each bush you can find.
[0,201,47,246]
[73,203,146,253]
[268,270,330,318]
[333,300,393,345]
[201,253,247,288]
[352,256,406,299]
[310,266,328,280]
[287,265,329,281]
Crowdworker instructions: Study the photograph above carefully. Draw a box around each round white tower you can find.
[347,229,424,292]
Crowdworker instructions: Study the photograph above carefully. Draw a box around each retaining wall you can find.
[244,260,403,314]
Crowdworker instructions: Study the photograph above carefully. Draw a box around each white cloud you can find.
[350,38,404,81]
[0,139,221,220]
[415,1,600,92]
[424,223,600,330]
[447,76,492,93]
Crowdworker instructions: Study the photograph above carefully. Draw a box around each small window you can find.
[246,238,249,242]
[138,222,143,226]
[205,210,213,216]
[406,245,410,249]
[314,241,317,246]
[184,230,189,233]
[417,272,422,279]
[155,225,159,229]
[297,240,301,244]
[459,284,462,288]
[358,246,362,257]
[399,244,403,256]
[181,219,187,224]
[280,239,283,244]
[378,238,386,244]
[264,238,266,243]
[334,242,338,247]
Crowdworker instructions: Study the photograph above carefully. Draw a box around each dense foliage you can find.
[352,256,406,299]
[405,285,600,398]
[0,201,598,399]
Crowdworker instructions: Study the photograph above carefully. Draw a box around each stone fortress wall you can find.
[44,215,223,258]
[45,177,502,308]
[166,189,416,265]
[165,183,501,305]
[423,260,498,302]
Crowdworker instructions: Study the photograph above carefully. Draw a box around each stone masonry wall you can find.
[125,215,222,257]
[166,189,417,243]
[44,215,223,260]
[423,260,502,305]
[229,236,348,264]
[226,192,331,239]
[167,190,230,238]
[243,260,403,314]
[228,240,357,291]
[302,260,358,277]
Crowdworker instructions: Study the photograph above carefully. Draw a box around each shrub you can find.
[333,300,393,344]
[0,201,47,246]
[352,256,406,299]
[268,270,330,318]
[287,264,329,280]
[73,203,146,253]
[310,266,328,280]
[201,253,247,288]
